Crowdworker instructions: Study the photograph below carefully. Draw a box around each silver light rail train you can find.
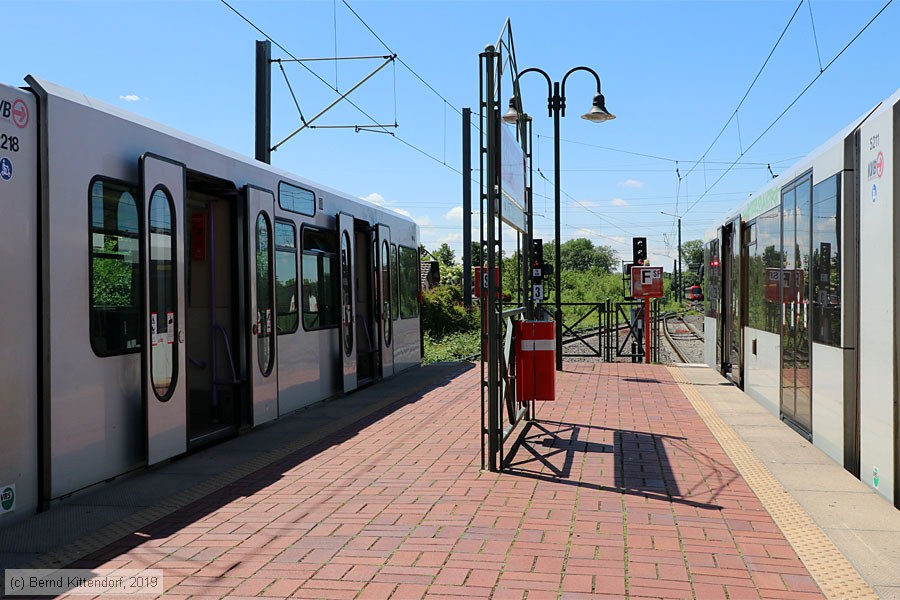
[703,88,899,507]
[0,76,423,525]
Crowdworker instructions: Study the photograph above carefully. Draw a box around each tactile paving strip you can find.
[668,367,878,600]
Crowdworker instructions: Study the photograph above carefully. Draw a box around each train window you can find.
[399,245,419,318]
[747,206,781,334]
[811,174,840,346]
[301,227,339,331]
[278,182,315,217]
[89,178,141,356]
[256,213,275,376]
[274,221,298,335]
[149,187,178,400]
[703,240,719,318]
[340,231,353,355]
[391,244,399,321]
[382,239,392,346]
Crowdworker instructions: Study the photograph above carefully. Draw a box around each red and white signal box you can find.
[474,266,501,297]
[631,266,664,298]
[514,321,555,402]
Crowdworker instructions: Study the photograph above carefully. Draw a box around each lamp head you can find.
[502,97,520,124]
[581,93,615,122]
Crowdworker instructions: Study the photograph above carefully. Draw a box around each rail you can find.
[662,312,703,363]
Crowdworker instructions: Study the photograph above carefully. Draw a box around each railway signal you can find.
[632,237,647,264]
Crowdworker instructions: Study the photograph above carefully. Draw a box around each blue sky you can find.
[3,0,897,267]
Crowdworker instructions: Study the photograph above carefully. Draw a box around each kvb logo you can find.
[868,151,884,181]
[0,98,28,128]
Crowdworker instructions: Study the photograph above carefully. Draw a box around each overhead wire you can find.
[679,0,805,184]
[220,0,462,176]
[534,133,801,166]
[807,0,824,73]
[340,0,465,118]
[684,0,894,215]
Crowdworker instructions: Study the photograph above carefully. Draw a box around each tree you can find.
[470,241,484,266]
[436,243,456,267]
[595,245,619,274]
[558,238,619,273]
[560,238,597,271]
[681,240,704,271]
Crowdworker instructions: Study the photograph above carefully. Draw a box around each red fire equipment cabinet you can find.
[515,321,556,402]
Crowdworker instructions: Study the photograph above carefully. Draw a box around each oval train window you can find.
[341,231,353,357]
[149,188,177,400]
[256,213,274,376]
[382,239,391,347]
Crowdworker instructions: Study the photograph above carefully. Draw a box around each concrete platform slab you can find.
[678,364,900,599]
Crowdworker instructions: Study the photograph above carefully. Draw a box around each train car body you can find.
[704,89,900,506]
[0,76,422,526]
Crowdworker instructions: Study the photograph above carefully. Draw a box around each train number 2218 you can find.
[0,133,19,152]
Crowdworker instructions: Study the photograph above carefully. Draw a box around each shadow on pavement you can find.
[61,363,475,571]
[504,419,736,511]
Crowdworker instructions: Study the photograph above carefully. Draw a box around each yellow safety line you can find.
[668,367,877,600]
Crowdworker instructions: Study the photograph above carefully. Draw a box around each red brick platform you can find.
[71,364,823,599]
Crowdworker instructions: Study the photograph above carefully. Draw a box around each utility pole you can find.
[661,211,682,303]
[462,108,472,308]
[255,40,272,164]
[677,215,682,303]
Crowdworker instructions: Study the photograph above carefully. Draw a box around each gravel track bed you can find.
[557,312,705,364]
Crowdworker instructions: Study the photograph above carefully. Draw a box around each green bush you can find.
[423,331,480,364]
[421,285,479,339]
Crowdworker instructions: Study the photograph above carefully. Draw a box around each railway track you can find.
[461,310,705,363]
[662,312,704,363]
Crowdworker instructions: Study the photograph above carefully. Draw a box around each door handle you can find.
[178,330,185,343]
[252,323,259,335]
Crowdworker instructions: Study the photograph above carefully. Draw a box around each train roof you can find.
[736,88,900,223]
[23,75,416,226]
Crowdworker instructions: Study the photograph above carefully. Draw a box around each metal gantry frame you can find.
[478,21,536,473]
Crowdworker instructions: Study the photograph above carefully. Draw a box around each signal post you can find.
[631,265,663,363]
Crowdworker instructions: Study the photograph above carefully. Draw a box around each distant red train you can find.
[684,285,703,301]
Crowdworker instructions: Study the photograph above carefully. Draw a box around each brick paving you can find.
[70,363,823,599]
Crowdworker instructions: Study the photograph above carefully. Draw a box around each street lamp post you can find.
[661,211,682,303]
[503,67,614,370]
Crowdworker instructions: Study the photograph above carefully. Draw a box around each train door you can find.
[720,224,731,377]
[183,173,243,446]
[780,174,813,436]
[141,154,188,465]
[338,213,357,392]
[377,224,394,378]
[720,221,743,385]
[246,186,278,426]
[355,223,377,385]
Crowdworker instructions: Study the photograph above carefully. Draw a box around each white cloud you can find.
[619,179,644,189]
[360,190,433,232]
[119,94,140,102]
[611,198,629,207]
[360,192,386,206]
[445,206,464,222]
[437,232,463,245]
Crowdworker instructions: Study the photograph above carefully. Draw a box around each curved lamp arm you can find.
[513,67,553,118]
[561,66,602,117]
